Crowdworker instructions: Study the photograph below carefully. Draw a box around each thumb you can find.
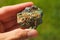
[2,28,38,40]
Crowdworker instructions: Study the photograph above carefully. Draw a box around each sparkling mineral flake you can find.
[17,5,43,29]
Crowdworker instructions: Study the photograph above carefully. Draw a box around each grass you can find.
[0,0,60,40]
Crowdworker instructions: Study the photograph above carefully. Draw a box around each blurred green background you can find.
[0,0,60,40]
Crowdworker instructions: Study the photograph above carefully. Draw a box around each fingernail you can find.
[27,29,38,37]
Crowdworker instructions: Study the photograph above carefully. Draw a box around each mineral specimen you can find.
[17,5,43,29]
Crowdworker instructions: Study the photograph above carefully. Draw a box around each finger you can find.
[25,29,38,37]
[3,19,17,29]
[3,28,38,40]
[0,2,33,20]
[5,24,20,32]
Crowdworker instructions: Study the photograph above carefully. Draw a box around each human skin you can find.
[0,2,38,40]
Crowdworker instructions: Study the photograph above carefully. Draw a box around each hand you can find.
[0,2,38,40]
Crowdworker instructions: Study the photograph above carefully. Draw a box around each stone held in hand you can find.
[17,5,43,29]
